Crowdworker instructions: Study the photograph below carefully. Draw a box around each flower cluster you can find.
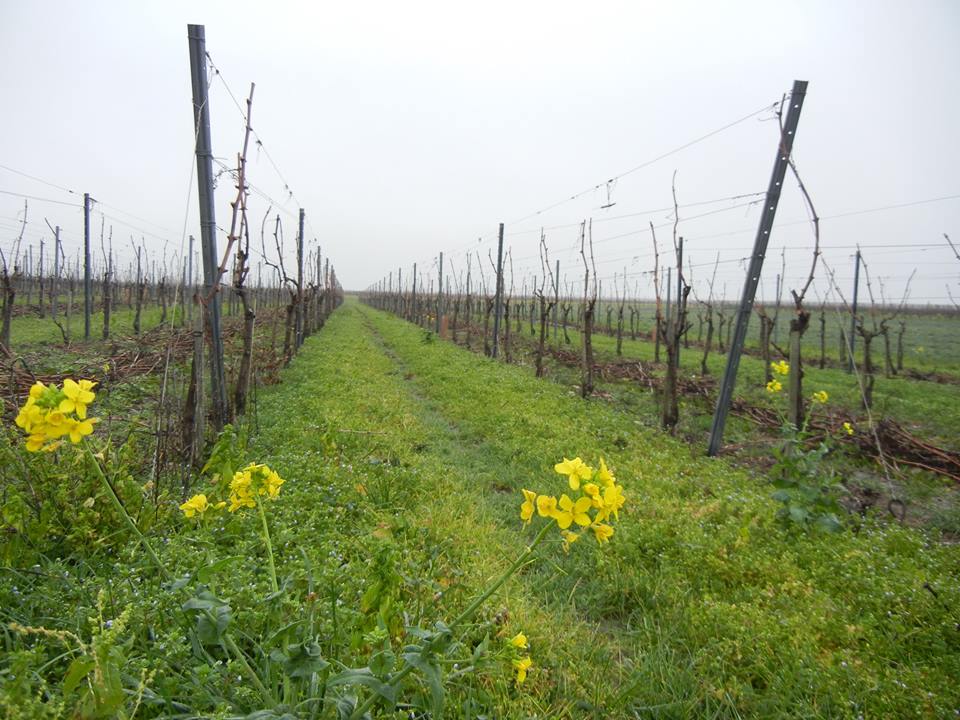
[765,379,783,394]
[228,462,285,511]
[14,379,99,452]
[811,390,829,404]
[520,457,625,550]
[770,360,790,376]
[842,421,854,436]
[180,462,285,518]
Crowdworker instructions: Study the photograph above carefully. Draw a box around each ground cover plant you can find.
[2,300,959,718]
[403,297,960,536]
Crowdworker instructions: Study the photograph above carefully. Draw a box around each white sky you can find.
[1,0,958,304]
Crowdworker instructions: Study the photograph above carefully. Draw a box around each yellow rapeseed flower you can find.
[513,656,532,686]
[15,378,100,452]
[67,417,98,444]
[227,463,286,511]
[536,495,558,518]
[520,489,537,524]
[509,632,528,649]
[554,457,594,490]
[771,360,790,376]
[583,482,602,509]
[766,379,782,394]
[555,494,592,529]
[592,523,615,543]
[598,483,625,522]
[560,530,579,552]
[59,378,97,419]
[843,422,854,436]
[596,457,616,487]
[180,494,211,518]
[811,390,829,404]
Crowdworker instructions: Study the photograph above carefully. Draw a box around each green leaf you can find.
[402,647,445,716]
[284,640,330,678]
[815,514,843,533]
[327,667,397,705]
[335,694,359,720]
[196,604,232,645]
[789,506,810,524]
[63,656,95,695]
[771,489,792,503]
[197,556,243,583]
[182,590,229,612]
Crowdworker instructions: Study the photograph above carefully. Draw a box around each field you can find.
[2,298,958,719]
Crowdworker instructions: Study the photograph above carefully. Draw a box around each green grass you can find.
[497,312,960,450]
[2,300,958,718]
[356,301,959,717]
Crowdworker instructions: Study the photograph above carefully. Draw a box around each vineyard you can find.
[3,10,960,720]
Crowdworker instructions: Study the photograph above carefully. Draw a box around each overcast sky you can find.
[1,0,958,305]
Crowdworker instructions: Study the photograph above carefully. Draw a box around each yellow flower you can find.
[227,463,285,510]
[59,378,97,419]
[513,656,532,685]
[560,530,579,552]
[509,632,528,649]
[263,469,285,498]
[15,398,42,432]
[766,379,782,394]
[842,422,854,436]
[592,523,615,543]
[536,495,558,518]
[555,494,592,529]
[29,381,47,400]
[770,360,790,376]
[67,417,98,444]
[554,457,593,490]
[596,457,616,487]
[16,378,101,451]
[811,390,828,404]
[598,483,625,522]
[583,482,602,508]
[180,494,211,517]
[520,489,537,524]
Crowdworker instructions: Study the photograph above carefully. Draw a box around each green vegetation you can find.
[1,301,958,718]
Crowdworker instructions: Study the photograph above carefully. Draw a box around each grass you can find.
[2,299,958,718]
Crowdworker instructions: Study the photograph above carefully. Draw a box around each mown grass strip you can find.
[359,301,960,718]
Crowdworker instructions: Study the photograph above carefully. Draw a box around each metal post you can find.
[665,266,672,338]
[296,208,305,348]
[188,23,229,428]
[187,235,194,321]
[848,249,861,372]
[52,226,60,321]
[492,222,505,357]
[553,259,559,340]
[83,193,91,339]
[436,252,443,333]
[412,263,417,323]
[676,236,683,367]
[708,80,808,456]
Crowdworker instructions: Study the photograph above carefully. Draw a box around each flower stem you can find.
[257,500,279,594]
[224,633,278,707]
[349,521,552,720]
[84,444,172,582]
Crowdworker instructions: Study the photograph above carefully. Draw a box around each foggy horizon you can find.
[2,1,958,307]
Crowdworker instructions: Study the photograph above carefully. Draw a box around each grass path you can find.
[283,301,958,718]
